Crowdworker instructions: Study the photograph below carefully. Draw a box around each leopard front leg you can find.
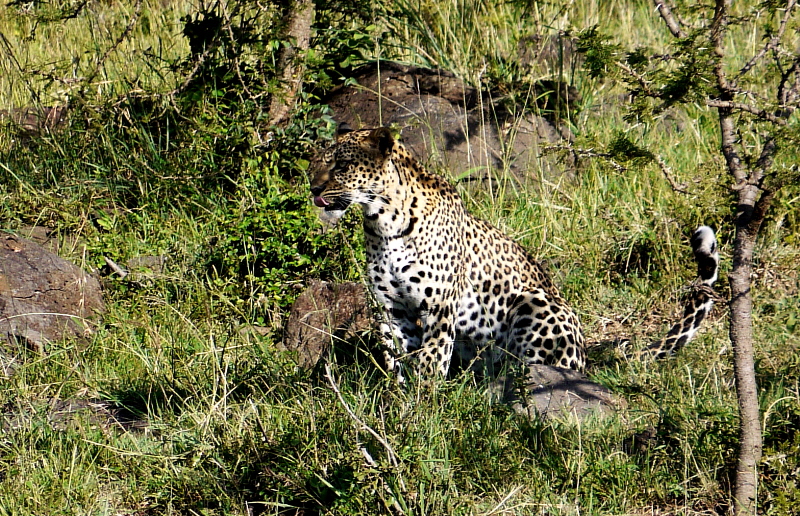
[378,303,422,382]
[416,301,457,377]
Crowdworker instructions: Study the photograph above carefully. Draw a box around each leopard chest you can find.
[364,224,463,309]
[365,233,425,305]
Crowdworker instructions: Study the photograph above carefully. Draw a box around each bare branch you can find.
[737,0,798,80]
[793,58,800,104]
[652,1,687,38]
[655,156,689,194]
[778,54,800,108]
[750,184,779,236]
[82,0,142,91]
[706,99,789,126]
[324,363,407,514]
[755,138,778,183]
[171,45,215,97]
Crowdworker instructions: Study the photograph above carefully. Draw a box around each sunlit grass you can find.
[0,0,192,108]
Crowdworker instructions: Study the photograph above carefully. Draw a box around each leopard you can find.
[309,126,720,379]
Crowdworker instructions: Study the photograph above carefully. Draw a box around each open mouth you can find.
[313,196,330,208]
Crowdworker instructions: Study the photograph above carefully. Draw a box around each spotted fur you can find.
[309,127,719,378]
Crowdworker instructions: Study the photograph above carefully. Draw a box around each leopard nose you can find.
[310,185,324,196]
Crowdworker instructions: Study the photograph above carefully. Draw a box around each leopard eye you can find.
[333,160,351,171]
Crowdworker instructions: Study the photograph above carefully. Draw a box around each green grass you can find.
[0,0,192,108]
[1,0,799,514]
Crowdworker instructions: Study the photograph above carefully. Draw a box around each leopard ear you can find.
[337,122,354,135]
[367,127,394,157]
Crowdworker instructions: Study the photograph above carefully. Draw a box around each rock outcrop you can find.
[321,62,577,183]
[0,231,104,376]
[282,280,373,369]
[489,364,622,421]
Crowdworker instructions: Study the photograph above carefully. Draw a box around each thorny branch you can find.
[652,1,687,38]
[615,60,654,96]
[737,0,798,81]
[705,99,789,126]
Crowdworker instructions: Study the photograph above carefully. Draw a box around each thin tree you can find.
[583,1,799,513]
[268,0,315,128]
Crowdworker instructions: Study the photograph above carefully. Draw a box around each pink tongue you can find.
[313,196,330,207]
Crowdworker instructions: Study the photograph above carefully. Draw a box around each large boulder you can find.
[321,62,576,182]
[0,231,104,368]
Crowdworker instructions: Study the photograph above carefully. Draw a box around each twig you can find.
[481,485,524,516]
[706,99,788,126]
[221,4,254,100]
[82,0,143,93]
[60,0,91,20]
[324,363,406,514]
[737,0,798,80]
[0,31,41,105]
[104,257,129,279]
[655,156,689,194]
[652,1,687,38]
[543,144,627,172]
[777,54,800,109]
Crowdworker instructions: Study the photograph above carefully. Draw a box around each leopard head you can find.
[309,126,395,217]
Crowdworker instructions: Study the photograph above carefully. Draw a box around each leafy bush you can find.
[206,165,362,314]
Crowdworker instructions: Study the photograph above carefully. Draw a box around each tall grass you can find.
[0,0,192,108]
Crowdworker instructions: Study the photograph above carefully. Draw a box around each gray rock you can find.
[489,364,621,421]
[322,62,576,183]
[2,398,149,433]
[0,106,68,136]
[13,225,83,256]
[0,232,104,360]
[127,255,168,274]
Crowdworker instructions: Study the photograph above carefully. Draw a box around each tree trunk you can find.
[717,100,767,516]
[729,216,762,516]
[268,0,315,128]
